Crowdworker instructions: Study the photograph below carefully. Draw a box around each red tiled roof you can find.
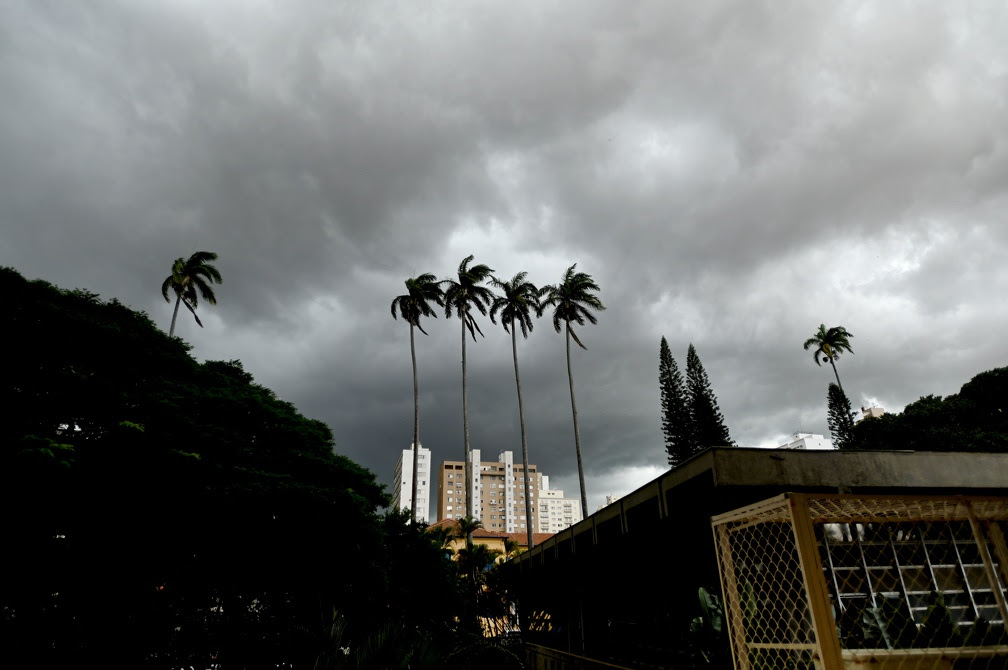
[505,532,554,547]
[426,518,512,538]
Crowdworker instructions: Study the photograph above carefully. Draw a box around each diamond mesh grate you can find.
[713,494,1008,670]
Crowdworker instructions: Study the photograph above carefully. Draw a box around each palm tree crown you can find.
[803,324,854,391]
[443,255,496,339]
[161,251,222,337]
[390,273,444,334]
[539,264,606,349]
[489,272,539,337]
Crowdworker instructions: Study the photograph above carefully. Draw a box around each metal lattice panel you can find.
[713,493,1008,670]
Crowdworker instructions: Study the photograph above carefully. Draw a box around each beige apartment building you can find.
[437,449,540,533]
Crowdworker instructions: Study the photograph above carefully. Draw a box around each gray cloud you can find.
[3,1,1007,515]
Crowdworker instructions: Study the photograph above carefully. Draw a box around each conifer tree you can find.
[659,336,693,466]
[686,343,734,453]
[827,382,856,450]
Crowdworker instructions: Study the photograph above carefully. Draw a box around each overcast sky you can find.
[3,1,1007,518]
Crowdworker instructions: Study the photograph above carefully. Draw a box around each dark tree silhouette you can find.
[685,343,733,453]
[660,336,693,467]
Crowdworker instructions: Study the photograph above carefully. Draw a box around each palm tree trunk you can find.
[829,357,844,395]
[410,322,420,524]
[462,309,473,542]
[566,322,588,519]
[169,293,182,337]
[511,320,534,549]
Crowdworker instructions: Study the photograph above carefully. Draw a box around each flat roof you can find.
[513,448,1008,565]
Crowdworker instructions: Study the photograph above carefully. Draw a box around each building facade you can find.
[536,475,584,533]
[391,443,431,522]
[436,452,583,533]
[437,450,541,532]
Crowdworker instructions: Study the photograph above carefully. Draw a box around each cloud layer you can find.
[3,1,1007,515]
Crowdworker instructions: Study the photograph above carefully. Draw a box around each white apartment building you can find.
[391,443,431,522]
[536,475,584,533]
[776,433,834,450]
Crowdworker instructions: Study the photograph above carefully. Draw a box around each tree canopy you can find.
[0,266,467,667]
[850,366,1008,453]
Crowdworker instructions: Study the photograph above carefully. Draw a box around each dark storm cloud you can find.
[3,1,1008,512]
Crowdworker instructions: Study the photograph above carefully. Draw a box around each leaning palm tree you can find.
[443,255,495,535]
[161,251,222,337]
[803,324,855,394]
[391,273,444,524]
[489,271,540,549]
[539,264,605,519]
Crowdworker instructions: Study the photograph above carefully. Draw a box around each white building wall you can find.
[469,448,481,522]
[776,433,834,450]
[537,486,583,533]
[391,443,431,522]
[499,450,516,532]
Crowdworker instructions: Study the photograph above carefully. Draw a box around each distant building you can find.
[426,518,512,562]
[505,530,555,552]
[437,450,540,532]
[860,406,886,421]
[776,433,834,450]
[436,451,584,534]
[597,494,620,512]
[391,443,431,522]
[537,475,584,533]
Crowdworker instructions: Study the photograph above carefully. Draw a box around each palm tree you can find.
[391,273,444,524]
[489,271,540,549]
[161,251,222,337]
[539,264,605,519]
[443,255,495,535]
[803,324,855,394]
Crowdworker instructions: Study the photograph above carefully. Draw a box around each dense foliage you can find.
[850,366,1008,453]
[0,267,484,668]
[826,382,856,450]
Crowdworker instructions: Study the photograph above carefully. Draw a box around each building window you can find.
[447,506,453,511]
[447,474,453,478]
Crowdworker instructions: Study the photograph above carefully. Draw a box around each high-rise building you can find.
[535,475,584,532]
[391,443,431,522]
[436,450,540,532]
[436,452,583,533]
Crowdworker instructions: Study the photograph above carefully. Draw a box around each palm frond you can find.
[569,325,586,350]
[182,297,203,327]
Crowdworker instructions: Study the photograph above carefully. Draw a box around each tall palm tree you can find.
[489,271,540,549]
[803,324,855,394]
[391,273,444,524]
[161,251,222,337]
[443,255,495,535]
[539,264,605,519]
